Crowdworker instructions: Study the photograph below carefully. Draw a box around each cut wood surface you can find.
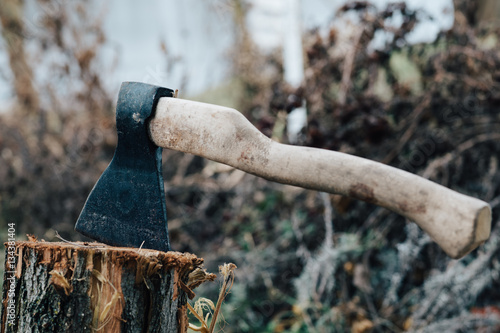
[150,97,492,259]
[1,240,215,333]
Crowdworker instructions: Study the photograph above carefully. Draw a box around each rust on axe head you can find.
[75,82,175,251]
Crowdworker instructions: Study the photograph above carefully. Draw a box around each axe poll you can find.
[76,82,491,259]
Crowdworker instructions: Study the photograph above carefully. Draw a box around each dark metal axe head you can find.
[75,82,174,251]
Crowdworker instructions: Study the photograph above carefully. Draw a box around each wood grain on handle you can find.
[149,98,491,259]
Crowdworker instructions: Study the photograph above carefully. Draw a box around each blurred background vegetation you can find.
[1,0,500,332]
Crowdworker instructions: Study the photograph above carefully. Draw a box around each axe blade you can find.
[75,82,174,251]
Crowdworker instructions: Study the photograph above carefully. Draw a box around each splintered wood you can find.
[1,240,215,333]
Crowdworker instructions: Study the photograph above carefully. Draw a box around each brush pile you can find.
[1,1,499,332]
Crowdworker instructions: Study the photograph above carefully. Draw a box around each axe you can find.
[76,82,491,259]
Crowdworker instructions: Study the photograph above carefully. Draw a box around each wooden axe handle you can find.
[149,98,491,259]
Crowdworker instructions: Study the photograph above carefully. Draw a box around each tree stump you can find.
[1,240,215,333]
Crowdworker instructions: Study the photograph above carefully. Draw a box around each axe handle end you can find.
[264,140,492,259]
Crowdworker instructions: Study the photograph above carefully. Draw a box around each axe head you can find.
[75,82,174,251]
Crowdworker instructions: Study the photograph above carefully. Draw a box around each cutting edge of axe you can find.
[149,96,492,259]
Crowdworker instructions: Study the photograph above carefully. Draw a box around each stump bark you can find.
[1,240,215,333]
